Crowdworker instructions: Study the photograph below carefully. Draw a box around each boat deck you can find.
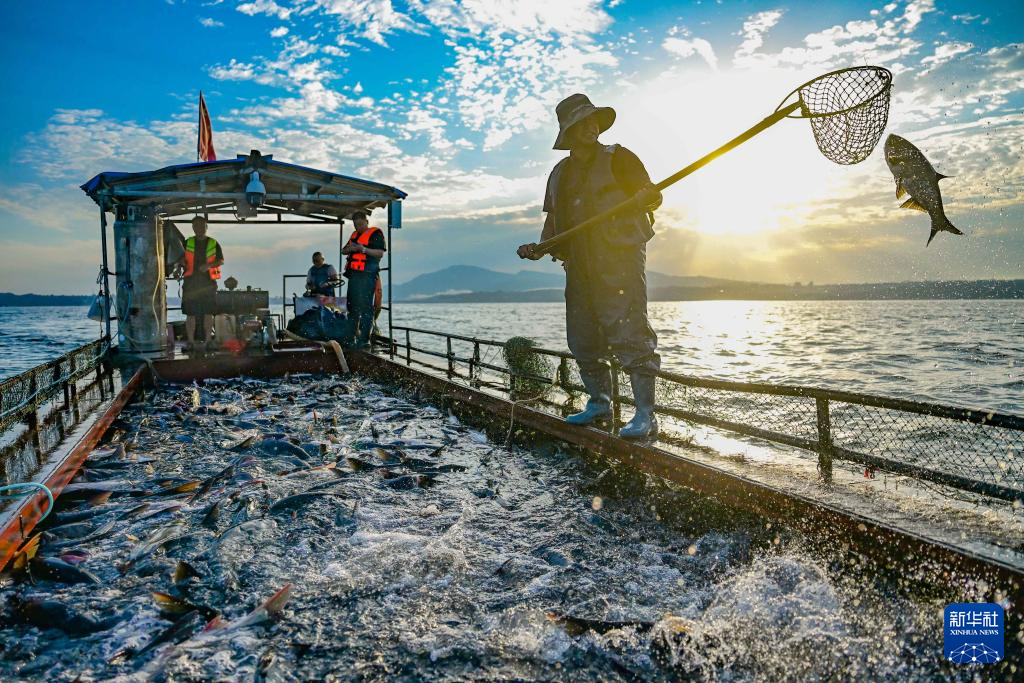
[2,339,1022,608]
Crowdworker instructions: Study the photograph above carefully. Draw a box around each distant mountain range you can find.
[389,267,1024,303]
[391,265,736,300]
[0,293,93,306]
[4,271,1023,307]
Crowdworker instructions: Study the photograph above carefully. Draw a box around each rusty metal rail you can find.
[0,366,142,570]
[0,339,109,433]
[384,326,1024,503]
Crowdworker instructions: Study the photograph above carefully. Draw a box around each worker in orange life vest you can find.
[177,216,224,352]
[342,210,386,348]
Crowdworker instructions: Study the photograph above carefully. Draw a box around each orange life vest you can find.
[183,236,221,280]
[346,227,381,272]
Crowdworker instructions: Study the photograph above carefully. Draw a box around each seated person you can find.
[305,251,339,297]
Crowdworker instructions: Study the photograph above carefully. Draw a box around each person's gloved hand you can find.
[517,243,543,260]
[633,183,662,211]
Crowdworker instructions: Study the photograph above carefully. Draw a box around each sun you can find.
[614,65,848,236]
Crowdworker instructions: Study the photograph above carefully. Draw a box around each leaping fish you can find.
[883,134,963,246]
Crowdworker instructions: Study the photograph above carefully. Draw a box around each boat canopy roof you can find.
[80,150,406,222]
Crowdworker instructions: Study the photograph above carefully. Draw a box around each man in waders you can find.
[517,94,662,439]
[343,211,386,349]
[179,216,224,352]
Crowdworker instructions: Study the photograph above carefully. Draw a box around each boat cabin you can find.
[80,149,406,356]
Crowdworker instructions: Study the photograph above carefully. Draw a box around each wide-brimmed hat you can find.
[552,93,616,150]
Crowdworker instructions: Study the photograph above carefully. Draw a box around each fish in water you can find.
[546,610,655,636]
[883,134,963,246]
[152,591,219,620]
[201,498,225,528]
[45,520,100,540]
[173,560,203,584]
[11,534,43,571]
[382,474,437,490]
[48,518,118,550]
[134,609,206,658]
[201,584,292,634]
[259,439,315,462]
[546,611,697,648]
[124,524,187,569]
[9,596,116,636]
[268,491,345,514]
[50,506,111,525]
[30,557,102,584]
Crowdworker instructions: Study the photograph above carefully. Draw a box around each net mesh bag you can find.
[783,66,892,165]
[503,336,555,400]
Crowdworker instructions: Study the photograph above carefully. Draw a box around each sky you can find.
[0,0,1021,294]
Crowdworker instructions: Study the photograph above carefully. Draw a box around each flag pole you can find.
[197,91,202,163]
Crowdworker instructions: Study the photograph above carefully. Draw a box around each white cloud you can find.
[734,9,784,63]
[410,0,611,37]
[209,39,333,87]
[731,4,933,71]
[411,0,618,150]
[901,0,935,34]
[208,1,623,153]
[199,17,224,28]
[0,184,95,233]
[308,0,421,47]
[223,81,374,126]
[0,237,109,293]
[919,41,973,73]
[950,13,981,24]
[236,0,292,21]
[663,36,718,69]
[209,59,260,82]
[23,110,196,180]
[10,0,1021,290]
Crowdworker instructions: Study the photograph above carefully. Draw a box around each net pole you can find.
[532,100,802,257]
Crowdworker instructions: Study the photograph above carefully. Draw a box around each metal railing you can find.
[381,326,1024,503]
[0,339,109,433]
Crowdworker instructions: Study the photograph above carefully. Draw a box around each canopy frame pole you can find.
[387,220,393,358]
[342,220,350,296]
[99,206,112,342]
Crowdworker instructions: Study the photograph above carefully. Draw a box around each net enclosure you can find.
[387,327,1024,505]
[0,340,108,434]
[781,65,893,165]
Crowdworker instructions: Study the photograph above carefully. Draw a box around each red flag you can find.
[198,92,216,162]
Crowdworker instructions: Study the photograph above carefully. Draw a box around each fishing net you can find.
[780,66,892,165]
[0,340,107,433]
[503,336,555,400]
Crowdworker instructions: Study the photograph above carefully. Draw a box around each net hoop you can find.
[775,65,893,119]
[776,65,893,165]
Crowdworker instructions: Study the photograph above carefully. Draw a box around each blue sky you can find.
[0,0,1021,293]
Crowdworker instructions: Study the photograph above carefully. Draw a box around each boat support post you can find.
[99,206,112,342]
[816,397,834,482]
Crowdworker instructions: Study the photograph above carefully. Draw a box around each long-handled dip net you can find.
[528,66,893,256]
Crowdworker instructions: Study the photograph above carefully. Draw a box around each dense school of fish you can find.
[0,374,985,680]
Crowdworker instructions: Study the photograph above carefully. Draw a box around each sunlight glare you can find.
[613,66,852,236]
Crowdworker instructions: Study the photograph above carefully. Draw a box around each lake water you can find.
[2,301,1021,412]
